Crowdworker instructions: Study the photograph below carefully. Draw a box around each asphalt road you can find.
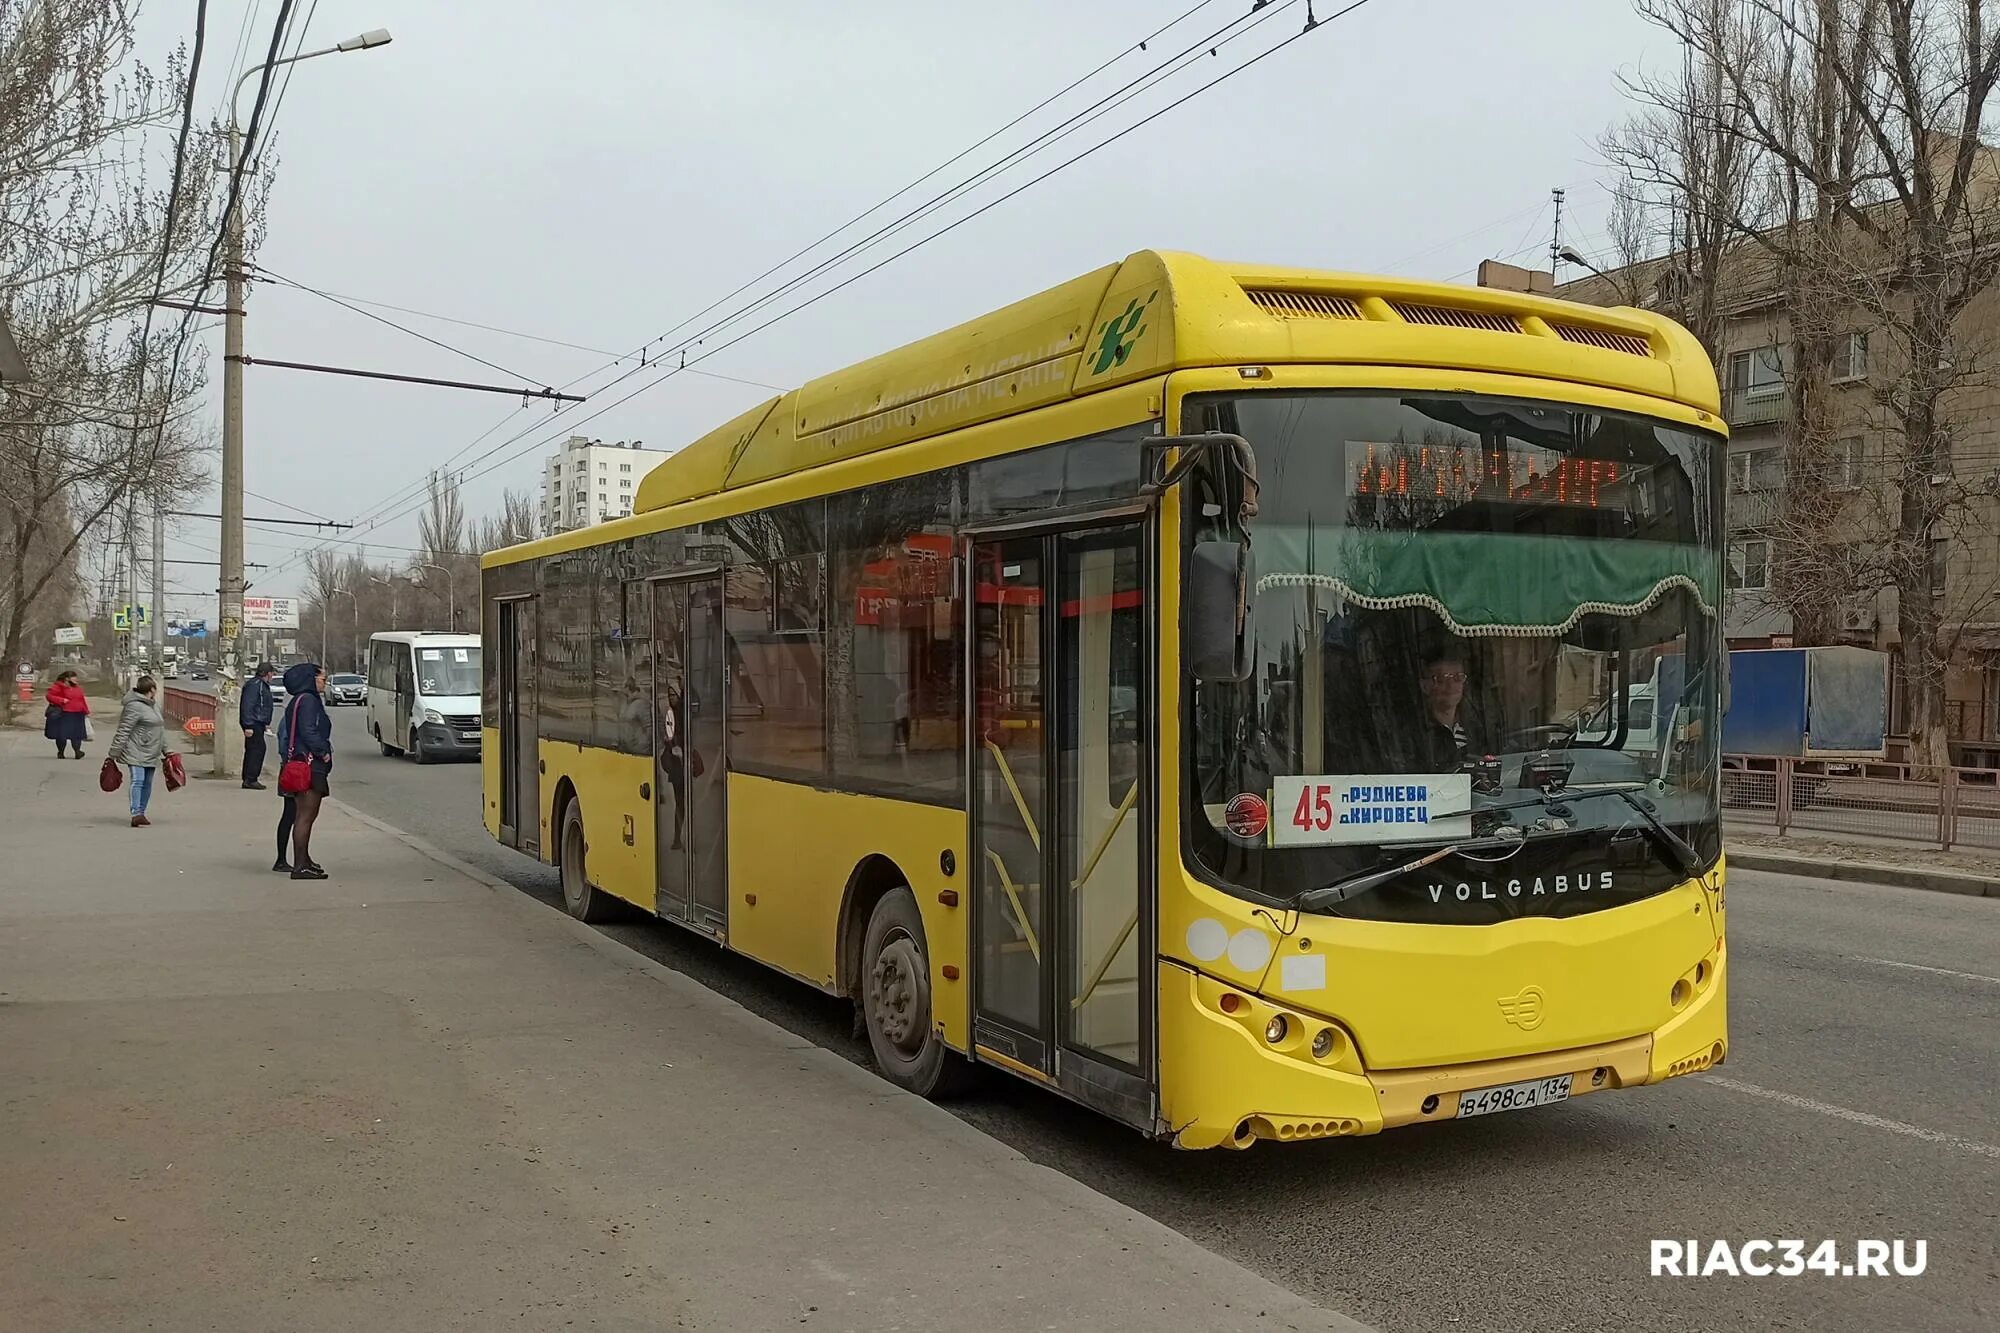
[314,705,2000,1333]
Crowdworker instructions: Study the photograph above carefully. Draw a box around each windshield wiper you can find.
[1290,826,1550,912]
[1495,784,1704,879]
[1287,783,1704,914]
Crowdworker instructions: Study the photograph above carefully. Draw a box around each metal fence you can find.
[161,685,217,754]
[1721,754,2000,851]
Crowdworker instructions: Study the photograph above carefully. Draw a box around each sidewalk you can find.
[0,730,1365,1332]
[1725,822,2000,897]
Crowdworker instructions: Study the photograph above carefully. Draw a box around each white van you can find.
[366,631,482,763]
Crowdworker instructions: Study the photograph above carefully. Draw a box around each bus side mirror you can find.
[1186,541,1252,682]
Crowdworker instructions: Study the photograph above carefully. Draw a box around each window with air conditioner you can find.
[1832,331,1870,383]
[1726,539,1769,592]
[1728,344,1786,402]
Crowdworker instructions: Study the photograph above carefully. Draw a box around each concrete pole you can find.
[151,506,165,668]
[215,124,246,778]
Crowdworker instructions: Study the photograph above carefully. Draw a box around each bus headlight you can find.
[422,708,443,724]
[1264,1014,1289,1045]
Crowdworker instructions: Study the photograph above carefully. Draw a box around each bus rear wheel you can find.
[860,887,969,1099]
[558,800,615,923]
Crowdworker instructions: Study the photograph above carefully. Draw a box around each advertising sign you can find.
[53,626,86,646]
[242,597,299,630]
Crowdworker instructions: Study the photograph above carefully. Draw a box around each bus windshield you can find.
[1185,391,1725,924]
[413,645,481,697]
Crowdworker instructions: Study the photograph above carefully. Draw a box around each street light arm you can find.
[232,29,393,128]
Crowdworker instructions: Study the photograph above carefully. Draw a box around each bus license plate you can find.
[1456,1075,1572,1119]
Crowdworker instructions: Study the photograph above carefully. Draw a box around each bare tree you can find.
[1601,0,1761,362]
[414,470,471,627]
[0,0,259,716]
[1607,0,2000,765]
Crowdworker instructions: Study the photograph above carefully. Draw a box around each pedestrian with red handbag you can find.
[273,662,333,879]
[109,674,166,827]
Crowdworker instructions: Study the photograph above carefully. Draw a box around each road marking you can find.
[1855,956,2000,986]
[1701,1075,2000,1161]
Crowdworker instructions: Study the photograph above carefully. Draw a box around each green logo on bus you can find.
[1090,292,1157,375]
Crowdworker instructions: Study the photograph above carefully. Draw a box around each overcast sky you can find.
[136,0,1675,614]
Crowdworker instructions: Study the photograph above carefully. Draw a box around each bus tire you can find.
[410,729,430,765]
[860,886,969,1099]
[558,799,615,923]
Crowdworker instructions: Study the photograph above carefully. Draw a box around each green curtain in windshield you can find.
[1254,530,1718,638]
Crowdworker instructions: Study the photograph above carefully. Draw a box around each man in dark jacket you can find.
[240,661,276,789]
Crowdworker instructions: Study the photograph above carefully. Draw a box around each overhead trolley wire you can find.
[271,1,1378,576]
[280,2,1257,552]
[272,0,1376,575]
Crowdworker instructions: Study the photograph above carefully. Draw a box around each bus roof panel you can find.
[617,249,1718,520]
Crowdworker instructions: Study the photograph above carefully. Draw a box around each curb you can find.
[326,797,1378,1333]
[1726,846,2000,898]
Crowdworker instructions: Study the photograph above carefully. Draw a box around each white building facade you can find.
[541,436,670,533]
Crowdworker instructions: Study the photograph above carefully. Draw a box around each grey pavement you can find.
[315,708,2000,1333]
[0,728,1363,1333]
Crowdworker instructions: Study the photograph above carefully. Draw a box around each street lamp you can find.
[370,575,400,630]
[1557,245,1639,305]
[214,25,393,780]
[327,587,358,671]
[413,562,455,628]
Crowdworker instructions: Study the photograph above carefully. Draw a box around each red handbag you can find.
[277,696,312,795]
[163,751,186,791]
[99,756,123,792]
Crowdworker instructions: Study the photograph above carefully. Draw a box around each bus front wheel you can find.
[558,800,615,923]
[860,887,969,1099]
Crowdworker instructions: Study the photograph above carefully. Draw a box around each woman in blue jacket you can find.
[275,662,333,880]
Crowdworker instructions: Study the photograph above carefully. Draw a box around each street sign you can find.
[52,626,85,646]
[242,597,299,629]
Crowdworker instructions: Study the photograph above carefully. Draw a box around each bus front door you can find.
[970,521,1152,1129]
[652,575,728,934]
[498,598,539,854]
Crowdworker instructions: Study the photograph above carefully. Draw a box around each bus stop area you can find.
[0,728,1363,1333]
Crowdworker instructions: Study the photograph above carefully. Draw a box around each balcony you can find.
[1726,387,1790,428]
[1725,488,1780,530]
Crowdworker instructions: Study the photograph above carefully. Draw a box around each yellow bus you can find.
[480,250,1730,1148]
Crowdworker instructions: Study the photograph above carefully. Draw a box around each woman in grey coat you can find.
[110,674,167,827]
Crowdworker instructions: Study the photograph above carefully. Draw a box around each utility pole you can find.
[1549,186,1567,274]
[212,27,393,774]
[151,506,165,670]
[215,122,246,778]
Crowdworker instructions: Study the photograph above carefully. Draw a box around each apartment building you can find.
[540,436,671,534]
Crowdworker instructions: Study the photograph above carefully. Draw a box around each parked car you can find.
[327,672,366,706]
[189,663,210,680]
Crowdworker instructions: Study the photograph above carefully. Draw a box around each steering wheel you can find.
[1502,723,1576,751]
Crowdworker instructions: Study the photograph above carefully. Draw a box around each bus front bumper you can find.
[1156,942,1728,1149]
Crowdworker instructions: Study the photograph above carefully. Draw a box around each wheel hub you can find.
[868,935,927,1056]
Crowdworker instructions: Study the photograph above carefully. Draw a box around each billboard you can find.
[167,618,208,638]
[242,597,299,629]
